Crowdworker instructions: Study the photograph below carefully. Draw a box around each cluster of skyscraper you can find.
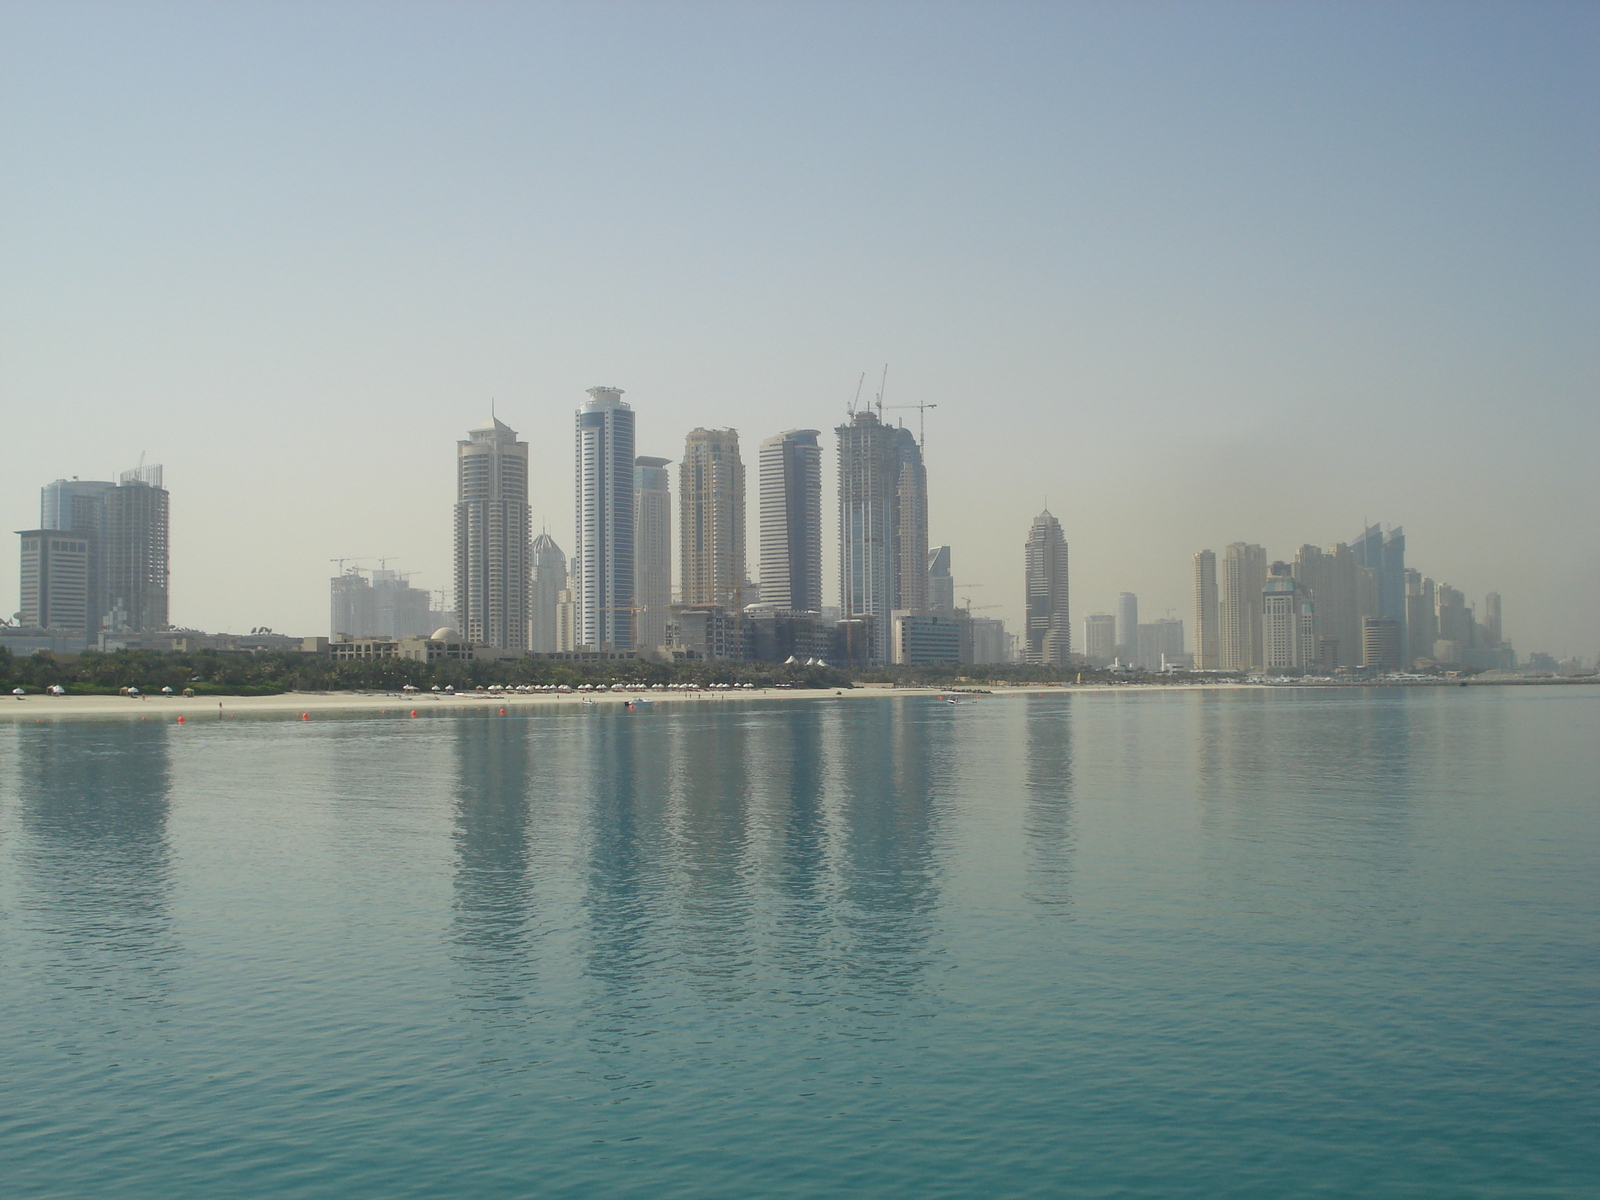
[10,466,171,647]
[1077,526,1511,675]
[421,388,1014,667]
[1198,529,1509,672]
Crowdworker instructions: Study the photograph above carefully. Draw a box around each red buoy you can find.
[411,710,418,717]
[301,713,309,720]
[499,708,506,715]
[177,716,185,723]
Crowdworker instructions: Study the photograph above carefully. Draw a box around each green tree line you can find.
[0,646,1213,695]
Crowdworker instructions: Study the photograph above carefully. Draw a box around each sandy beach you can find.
[0,682,1253,721]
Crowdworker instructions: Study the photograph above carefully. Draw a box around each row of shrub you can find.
[0,645,1214,697]
[0,647,864,695]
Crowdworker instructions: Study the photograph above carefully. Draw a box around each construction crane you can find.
[846,372,867,417]
[884,401,938,447]
[330,556,375,575]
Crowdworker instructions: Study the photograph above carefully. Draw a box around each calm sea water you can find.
[1,688,1595,1198]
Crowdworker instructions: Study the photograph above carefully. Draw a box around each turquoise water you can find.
[1,688,1595,1197]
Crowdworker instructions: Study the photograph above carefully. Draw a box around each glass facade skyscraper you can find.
[575,387,636,650]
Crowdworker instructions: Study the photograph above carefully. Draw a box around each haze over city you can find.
[3,2,1595,655]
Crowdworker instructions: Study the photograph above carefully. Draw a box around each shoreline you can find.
[0,682,1260,722]
[3,677,1584,722]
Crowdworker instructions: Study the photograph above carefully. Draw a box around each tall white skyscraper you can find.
[634,456,672,649]
[454,417,530,651]
[529,532,567,652]
[680,429,746,608]
[1193,550,1219,670]
[1024,510,1070,664]
[575,387,636,650]
[1221,542,1267,671]
[1116,592,1139,660]
[759,429,822,613]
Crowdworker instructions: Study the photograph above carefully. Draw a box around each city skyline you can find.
[2,5,1593,655]
[8,415,1534,668]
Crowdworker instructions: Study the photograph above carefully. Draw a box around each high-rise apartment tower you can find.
[759,430,823,613]
[1024,510,1071,664]
[1116,592,1139,661]
[530,532,568,652]
[836,410,928,662]
[1193,550,1219,669]
[1220,542,1267,671]
[455,417,530,651]
[680,429,746,609]
[634,457,672,649]
[575,387,636,649]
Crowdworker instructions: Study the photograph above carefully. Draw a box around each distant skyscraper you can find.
[1483,592,1503,645]
[927,545,954,618]
[40,478,114,629]
[330,568,432,639]
[101,465,171,634]
[1136,618,1185,671]
[1083,612,1116,666]
[838,409,902,662]
[1292,543,1361,667]
[1115,592,1138,661]
[680,429,746,609]
[575,387,636,649]
[1353,524,1406,649]
[634,456,672,649]
[26,465,171,638]
[1193,550,1219,670]
[1404,569,1437,666]
[1024,510,1070,664]
[1435,583,1470,649]
[530,532,568,652]
[454,416,530,651]
[892,427,929,615]
[1220,542,1267,671]
[759,429,823,613]
[1362,616,1403,670]
[967,616,1008,665]
[1262,562,1316,670]
[555,588,576,652]
[17,529,92,636]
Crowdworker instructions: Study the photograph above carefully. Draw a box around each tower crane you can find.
[330,556,375,575]
[884,402,938,447]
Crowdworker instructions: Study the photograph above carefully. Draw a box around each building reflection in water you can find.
[15,721,176,1005]
[560,698,950,1044]
[1022,696,1075,911]
[830,699,944,1000]
[667,707,757,1001]
[576,709,674,1024]
[762,702,830,980]
[449,714,538,1011]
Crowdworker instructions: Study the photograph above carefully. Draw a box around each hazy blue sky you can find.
[3,2,1595,654]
